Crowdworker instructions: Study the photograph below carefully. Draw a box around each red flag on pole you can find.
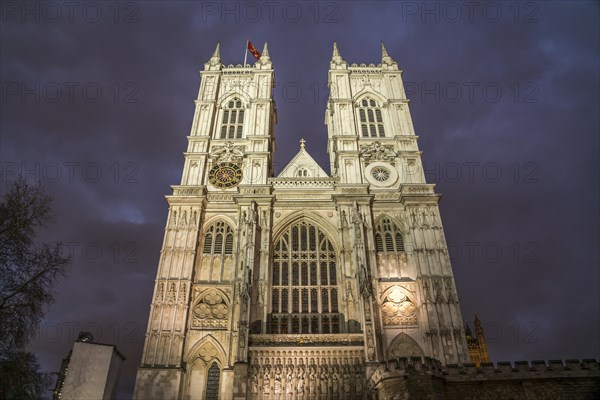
[247,41,261,60]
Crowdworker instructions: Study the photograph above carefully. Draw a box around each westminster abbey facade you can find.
[133,42,473,399]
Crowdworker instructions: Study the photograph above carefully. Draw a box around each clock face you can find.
[208,162,243,189]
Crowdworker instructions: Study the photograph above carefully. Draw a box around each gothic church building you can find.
[132,43,599,400]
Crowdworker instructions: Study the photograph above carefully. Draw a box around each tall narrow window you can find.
[220,98,244,139]
[269,221,342,334]
[358,98,385,138]
[205,363,220,400]
[203,221,235,255]
[375,217,405,253]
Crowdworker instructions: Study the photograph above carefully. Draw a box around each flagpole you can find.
[244,39,248,66]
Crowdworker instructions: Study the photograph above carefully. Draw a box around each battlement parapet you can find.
[370,357,600,383]
[367,357,600,399]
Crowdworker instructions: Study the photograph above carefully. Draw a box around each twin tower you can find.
[133,42,469,399]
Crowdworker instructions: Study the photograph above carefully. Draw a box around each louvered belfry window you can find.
[220,98,244,139]
[270,221,342,334]
[358,98,385,138]
[203,221,234,255]
[375,217,405,253]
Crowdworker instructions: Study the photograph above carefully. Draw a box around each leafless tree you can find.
[0,177,69,399]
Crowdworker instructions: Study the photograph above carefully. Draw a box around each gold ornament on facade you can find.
[381,286,418,326]
[192,289,230,329]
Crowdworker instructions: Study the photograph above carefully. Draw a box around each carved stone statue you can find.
[274,371,282,396]
[297,376,304,395]
[332,368,339,394]
[309,369,317,394]
[343,370,351,394]
[320,369,328,394]
[263,373,270,395]
[358,264,372,297]
[250,371,259,394]
[286,370,294,395]
[257,281,265,305]
[355,371,363,394]
[346,280,355,303]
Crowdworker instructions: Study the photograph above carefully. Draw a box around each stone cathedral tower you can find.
[134,42,469,400]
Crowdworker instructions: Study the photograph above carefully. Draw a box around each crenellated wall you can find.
[368,357,600,400]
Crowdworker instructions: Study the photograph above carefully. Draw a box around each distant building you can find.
[54,332,124,400]
[465,315,491,367]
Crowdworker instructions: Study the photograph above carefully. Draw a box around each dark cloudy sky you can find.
[1,1,599,398]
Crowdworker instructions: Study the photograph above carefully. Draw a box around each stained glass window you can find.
[269,221,342,333]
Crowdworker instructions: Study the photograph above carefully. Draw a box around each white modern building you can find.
[57,332,124,400]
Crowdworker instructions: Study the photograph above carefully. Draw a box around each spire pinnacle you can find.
[381,41,397,66]
[465,323,473,337]
[381,41,389,58]
[208,42,221,66]
[331,41,344,64]
[259,42,271,64]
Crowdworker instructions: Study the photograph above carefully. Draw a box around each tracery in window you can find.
[220,98,244,139]
[375,217,405,253]
[270,221,342,334]
[358,98,385,138]
[203,221,235,255]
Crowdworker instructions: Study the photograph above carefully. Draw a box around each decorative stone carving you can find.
[444,277,457,303]
[178,283,187,303]
[211,142,245,163]
[249,334,364,347]
[346,280,356,304]
[366,327,375,360]
[358,264,372,298]
[166,282,177,303]
[387,332,425,359]
[359,141,398,163]
[433,278,445,303]
[197,342,219,363]
[155,282,164,302]
[422,280,433,303]
[381,286,417,326]
[191,289,230,329]
[256,280,265,305]
[248,349,364,398]
[250,367,260,394]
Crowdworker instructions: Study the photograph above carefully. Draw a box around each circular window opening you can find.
[371,166,391,182]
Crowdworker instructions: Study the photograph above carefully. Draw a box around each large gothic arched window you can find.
[358,98,385,138]
[220,98,244,139]
[270,221,342,334]
[375,217,404,253]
